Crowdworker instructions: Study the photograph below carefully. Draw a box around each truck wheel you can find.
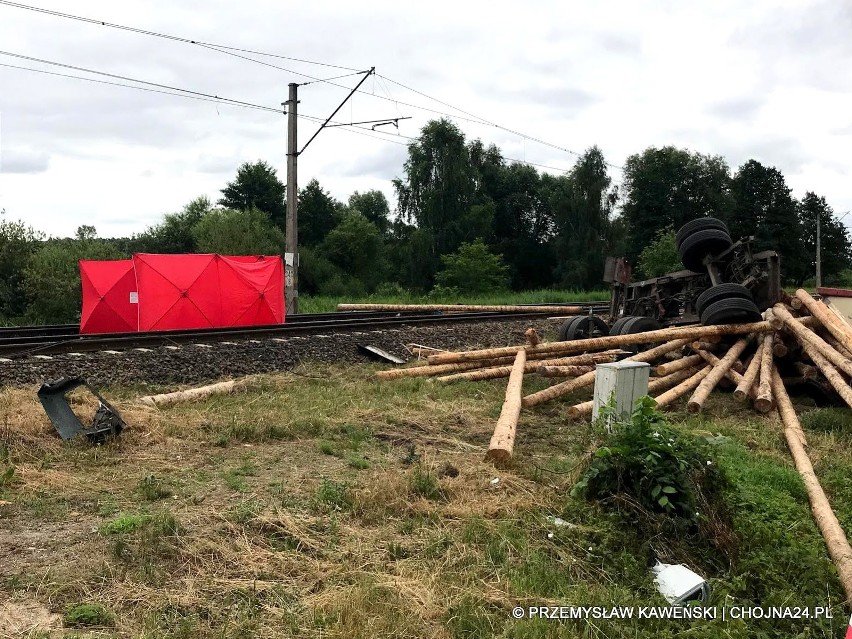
[614,316,661,353]
[609,316,636,336]
[675,217,730,246]
[678,229,733,272]
[696,283,754,316]
[700,297,762,325]
[559,315,609,341]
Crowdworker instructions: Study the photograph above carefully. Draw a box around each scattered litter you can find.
[651,561,711,605]
[37,376,125,442]
[490,478,500,485]
[546,516,574,528]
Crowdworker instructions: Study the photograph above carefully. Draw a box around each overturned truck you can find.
[560,217,782,341]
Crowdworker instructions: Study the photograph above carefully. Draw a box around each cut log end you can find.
[754,397,774,413]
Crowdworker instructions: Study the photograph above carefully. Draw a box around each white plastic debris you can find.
[490,478,500,485]
[651,561,711,604]
[546,516,572,528]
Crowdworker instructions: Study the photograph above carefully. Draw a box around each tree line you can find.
[1,118,850,324]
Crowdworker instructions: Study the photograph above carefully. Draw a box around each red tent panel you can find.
[217,255,284,326]
[133,253,223,331]
[79,259,138,334]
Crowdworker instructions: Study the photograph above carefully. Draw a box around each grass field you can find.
[299,289,610,313]
[1,360,850,638]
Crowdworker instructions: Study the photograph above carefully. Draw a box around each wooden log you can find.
[522,339,691,407]
[793,361,819,380]
[140,380,239,407]
[405,344,448,357]
[537,365,595,377]
[772,333,789,358]
[691,341,722,352]
[378,349,625,380]
[793,338,852,410]
[655,354,703,376]
[771,369,852,602]
[485,351,526,464]
[568,367,701,420]
[377,360,504,380]
[755,330,775,413]
[653,366,712,408]
[824,333,852,361]
[525,328,541,346]
[796,289,852,353]
[796,288,852,340]
[774,304,852,377]
[436,352,621,383]
[734,335,765,401]
[697,350,753,388]
[337,303,585,314]
[687,337,752,413]
[428,319,793,366]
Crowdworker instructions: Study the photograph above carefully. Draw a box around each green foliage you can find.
[573,397,727,522]
[24,230,123,323]
[622,146,732,260]
[63,603,115,628]
[434,240,509,294]
[299,178,342,247]
[348,190,391,235]
[409,467,446,501]
[800,407,852,434]
[798,191,851,284]
[133,196,211,254]
[0,214,44,320]
[314,479,353,512]
[192,207,284,256]
[218,160,286,225]
[319,212,386,292]
[637,227,681,278]
[100,513,151,535]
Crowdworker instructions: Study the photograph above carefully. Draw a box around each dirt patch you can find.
[0,597,62,636]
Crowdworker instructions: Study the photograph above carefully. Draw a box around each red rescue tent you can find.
[79,259,138,334]
[132,253,284,331]
[79,254,284,333]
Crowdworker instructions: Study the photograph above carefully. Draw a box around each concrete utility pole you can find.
[285,82,299,314]
[816,214,822,289]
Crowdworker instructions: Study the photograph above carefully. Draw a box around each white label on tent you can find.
[129,292,139,304]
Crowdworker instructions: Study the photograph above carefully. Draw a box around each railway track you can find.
[0,303,609,358]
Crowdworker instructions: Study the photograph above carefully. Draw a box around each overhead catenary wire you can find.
[0,0,622,170]
[0,50,285,113]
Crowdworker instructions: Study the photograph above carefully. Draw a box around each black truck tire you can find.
[559,315,609,341]
[678,228,733,272]
[696,283,754,316]
[675,217,730,246]
[700,297,762,325]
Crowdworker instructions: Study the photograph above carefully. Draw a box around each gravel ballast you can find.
[0,318,566,388]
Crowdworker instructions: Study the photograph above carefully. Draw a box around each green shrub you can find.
[63,603,115,627]
[572,397,727,522]
[637,227,681,279]
[434,240,509,294]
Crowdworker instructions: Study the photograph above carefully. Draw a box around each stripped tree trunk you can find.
[686,337,752,413]
[774,305,852,377]
[427,320,797,366]
[537,365,595,377]
[140,380,239,407]
[485,351,526,464]
[734,335,765,401]
[653,366,712,408]
[795,289,852,352]
[772,369,852,603]
[521,339,691,407]
[655,354,703,377]
[337,303,585,314]
[755,331,775,413]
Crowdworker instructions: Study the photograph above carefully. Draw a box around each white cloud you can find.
[0,0,850,237]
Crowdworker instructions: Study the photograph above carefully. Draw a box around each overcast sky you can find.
[1,0,851,239]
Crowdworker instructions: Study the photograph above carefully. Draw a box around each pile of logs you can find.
[379,289,852,459]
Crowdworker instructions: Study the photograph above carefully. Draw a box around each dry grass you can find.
[1,364,849,637]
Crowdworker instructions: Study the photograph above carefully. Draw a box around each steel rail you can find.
[0,310,600,358]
